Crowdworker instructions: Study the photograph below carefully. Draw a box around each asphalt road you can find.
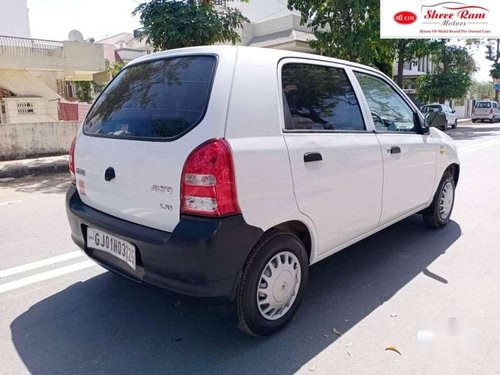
[1,122,500,375]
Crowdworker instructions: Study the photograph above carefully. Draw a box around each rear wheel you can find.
[237,230,309,336]
[452,119,457,129]
[423,171,455,229]
[472,119,477,123]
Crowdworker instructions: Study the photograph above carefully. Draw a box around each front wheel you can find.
[423,171,455,228]
[237,230,309,336]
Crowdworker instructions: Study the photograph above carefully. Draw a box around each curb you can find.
[0,158,69,179]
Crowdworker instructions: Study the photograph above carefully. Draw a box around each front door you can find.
[353,71,437,224]
[280,61,383,254]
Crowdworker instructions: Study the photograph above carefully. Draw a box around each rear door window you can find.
[422,105,441,113]
[281,63,365,131]
[84,55,217,140]
[475,102,491,108]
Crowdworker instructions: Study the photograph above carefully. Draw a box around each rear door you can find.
[280,60,383,254]
[75,50,236,232]
[474,101,492,117]
[353,70,437,224]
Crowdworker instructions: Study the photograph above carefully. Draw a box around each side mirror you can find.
[414,112,430,134]
[452,109,456,114]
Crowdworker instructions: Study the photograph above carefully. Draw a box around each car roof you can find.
[127,45,383,75]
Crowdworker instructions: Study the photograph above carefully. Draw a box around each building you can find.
[0,0,30,38]
[0,33,106,124]
[228,0,315,52]
[392,56,435,108]
[393,56,434,95]
[98,31,151,65]
[0,1,107,124]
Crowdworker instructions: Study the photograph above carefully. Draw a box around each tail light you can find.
[490,108,494,114]
[472,107,475,114]
[69,136,76,185]
[181,139,240,217]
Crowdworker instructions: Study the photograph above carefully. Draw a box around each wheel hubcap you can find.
[439,181,454,220]
[257,251,301,321]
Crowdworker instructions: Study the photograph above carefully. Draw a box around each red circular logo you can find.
[394,11,418,25]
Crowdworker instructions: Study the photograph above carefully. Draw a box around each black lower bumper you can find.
[65,186,263,303]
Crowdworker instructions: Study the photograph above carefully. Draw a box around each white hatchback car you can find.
[66,46,460,336]
[472,100,500,123]
[420,103,458,130]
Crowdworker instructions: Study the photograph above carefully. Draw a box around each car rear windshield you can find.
[83,55,217,140]
[421,105,441,113]
[475,102,491,108]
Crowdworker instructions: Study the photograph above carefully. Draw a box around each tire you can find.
[472,119,477,123]
[490,118,495,123]
[423,171,455,229]
[452,119,457,129]
[237,230,309,336]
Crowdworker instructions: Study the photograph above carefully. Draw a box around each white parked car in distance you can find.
[472,100,500,123]
[420,103,458,130]
[66,46,460,336]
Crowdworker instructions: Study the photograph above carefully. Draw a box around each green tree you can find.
[75,81,93,103]
[394,39,438,88]
[416,42,476,104]
[288,0,395,76]
[470,80,495,100]
[105,59,125,79]
[132,0,248,51]
[485,39,500,101]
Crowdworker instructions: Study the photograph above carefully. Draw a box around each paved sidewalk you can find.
[0,155,69,180]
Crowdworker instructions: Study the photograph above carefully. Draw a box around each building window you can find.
[17,102,35,115]
[65,82,75,99]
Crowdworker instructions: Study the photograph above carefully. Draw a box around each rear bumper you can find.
[66,186,263,303]
[472,114,493,120]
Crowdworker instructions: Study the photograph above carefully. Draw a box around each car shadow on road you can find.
[10,215,461,375]
[3,173,70,194]
[449,125,500,141]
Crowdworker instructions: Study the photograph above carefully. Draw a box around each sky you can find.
[27,0,141,42]
[26,0,492,81]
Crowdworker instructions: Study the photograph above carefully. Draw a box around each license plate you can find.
[87,227,136,270]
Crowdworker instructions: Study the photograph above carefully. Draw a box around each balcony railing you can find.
[0,35,65,58]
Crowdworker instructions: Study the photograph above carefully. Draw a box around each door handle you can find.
[388,146,401,154]
[304,152,323,163]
